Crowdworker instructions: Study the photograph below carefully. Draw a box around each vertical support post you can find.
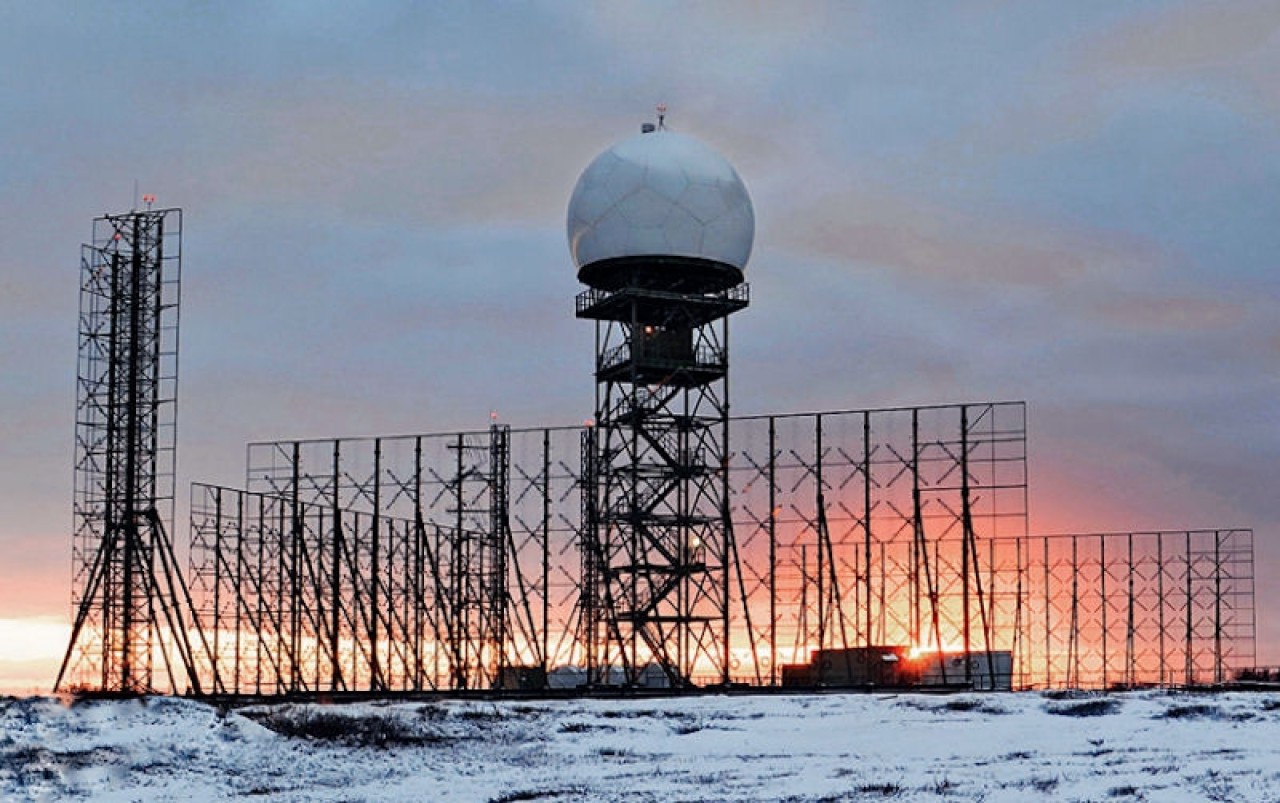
[371,438,383,690]
[212,487,223,691]
[768,416,777,687]
[959,406,971,685]
[1126,533,1136,688]
[542,429,552,671]
[910,410,922,650]
[1214,530,1224,683]
[1068,535,1079,688]
[289,443,302,692]
[862,411,872,662]
[580,425,599,684]
[815,416,825,657]
[1185,530,1194,685]
[412,436,425,690]
[330,440,343,691]
[1157,533,1166,687]
[721,319,733,688]
[234,490,244,694]
[1100,535,1108,690]
[1043,536,1051,688]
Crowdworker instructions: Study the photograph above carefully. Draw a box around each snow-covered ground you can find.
[3,690,1278,801]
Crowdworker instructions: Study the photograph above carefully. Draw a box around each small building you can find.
[779,647,1014,691]
[918,651,1013,691]
[813,646,915,686]
[780,663,814,687]
[495,665,549,691]
[546,663,673,689]
[781,646,915,688]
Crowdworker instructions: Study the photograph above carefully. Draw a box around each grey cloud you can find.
[1085,1,1280,73]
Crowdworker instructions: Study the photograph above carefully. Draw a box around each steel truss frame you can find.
[57,208,208,694]
[187,425,585,693]
[189,483,495,694]
[184,400,1257,695]
[726,403,1029,686]
[991,530,1256,689]
[55,216,1257,697]
[577,280,749,687]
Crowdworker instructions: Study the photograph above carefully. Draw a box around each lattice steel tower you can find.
[56,207,205,694]
[570,114,753,686]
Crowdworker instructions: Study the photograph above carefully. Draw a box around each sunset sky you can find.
[2,2,1278,692]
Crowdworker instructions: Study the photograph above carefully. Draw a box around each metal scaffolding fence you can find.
[182,401,1256,695]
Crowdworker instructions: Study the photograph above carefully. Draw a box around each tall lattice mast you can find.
[56,206,205,694]
[570,114,753,686]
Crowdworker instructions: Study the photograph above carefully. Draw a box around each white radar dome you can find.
[567,128,755,276]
